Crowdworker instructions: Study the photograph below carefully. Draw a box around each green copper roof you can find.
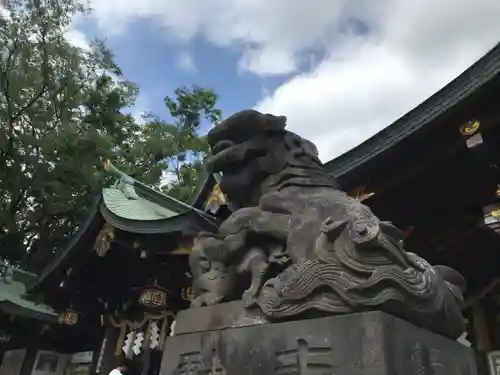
[0,265,57,322]
[101,160,220,229]
[30,162,222,291]
[102,187,180,221]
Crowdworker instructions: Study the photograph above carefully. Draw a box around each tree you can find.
[129,86,222,202]
[0,0,142,271]
[0,0,223,271]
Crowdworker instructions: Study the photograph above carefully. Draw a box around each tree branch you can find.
[10,17,50,123]
[0,42,18,156]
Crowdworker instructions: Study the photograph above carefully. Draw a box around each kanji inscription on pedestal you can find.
[412,342,443,375]
[200,353,226,375]
[275,338,332,375]
[177,351,202,375]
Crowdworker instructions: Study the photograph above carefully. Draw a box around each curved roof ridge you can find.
[324,42,500,178]
[102,159,219,224]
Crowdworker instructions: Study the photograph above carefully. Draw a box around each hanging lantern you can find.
[58,309,79,325]
[138,284,168,309]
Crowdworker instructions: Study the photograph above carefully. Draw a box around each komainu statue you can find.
[189,109,466,339]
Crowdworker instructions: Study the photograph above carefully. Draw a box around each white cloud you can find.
[64,28,91,51]
[131,109,147,125]
[87,0,359,76]
[85,0,500,161]
[176,51,197,73]
[0,4,11,20]
[255,0,500,161]
[238,47,297,76]
[129,94,151,125]
[160,170,177,188]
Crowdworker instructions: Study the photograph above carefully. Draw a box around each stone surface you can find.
[188,109,467,339]
[160,309,476,375]
[174,301,268,335]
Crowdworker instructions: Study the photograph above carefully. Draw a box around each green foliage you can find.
[128,86,222,201]
[0,0,223,271]
[0,0,142,271]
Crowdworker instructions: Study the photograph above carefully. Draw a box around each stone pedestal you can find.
[160,302,476,375]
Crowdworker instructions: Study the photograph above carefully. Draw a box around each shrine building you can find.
[325,41,500,375]
[3,160,227,375]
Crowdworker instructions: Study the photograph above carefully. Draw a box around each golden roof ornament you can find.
[204,183,227,213]
[171,237,193,255]
[350,185,375,202]
[181,286,193,301]
[460,119,480,136]
[94,223,115,257]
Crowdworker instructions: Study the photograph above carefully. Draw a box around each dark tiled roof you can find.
[324,42,500,178]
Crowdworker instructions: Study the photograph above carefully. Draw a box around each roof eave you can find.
[28,195,104,292]
[324,42,500,179]
[99,201,220,235]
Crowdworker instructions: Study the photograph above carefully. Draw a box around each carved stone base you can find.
[160,303,476,375]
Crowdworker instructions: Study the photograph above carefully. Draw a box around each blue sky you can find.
[78,17,290,133]
[65,0,500,162]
